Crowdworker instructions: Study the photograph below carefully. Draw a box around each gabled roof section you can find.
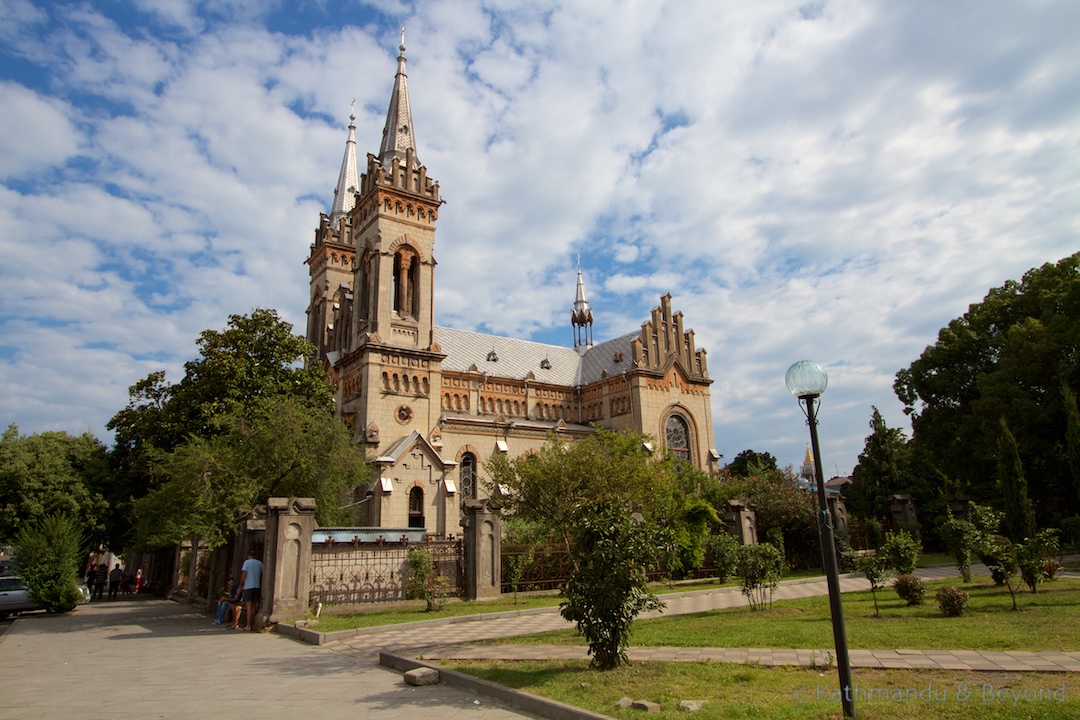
[435,326,584,385]
[329,113,358,229]
[373,429,454,470]
[378,35,420,171]
[579,332,637,384]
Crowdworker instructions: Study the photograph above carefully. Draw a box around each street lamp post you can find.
[785,360,856,719]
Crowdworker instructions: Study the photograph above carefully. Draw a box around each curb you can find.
[379,650,613,720]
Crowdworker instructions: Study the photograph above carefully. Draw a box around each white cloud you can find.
[1,0,1078,476]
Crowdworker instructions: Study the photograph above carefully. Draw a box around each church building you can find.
[305,40,720,537]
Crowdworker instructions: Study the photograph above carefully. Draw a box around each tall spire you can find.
[379,27,420,171]
[329,106,358,230]
[571,256,594,352]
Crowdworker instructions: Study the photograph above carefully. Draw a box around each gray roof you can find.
[433,326,638,387]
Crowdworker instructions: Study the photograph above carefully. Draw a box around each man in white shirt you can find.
[237,550,264,631]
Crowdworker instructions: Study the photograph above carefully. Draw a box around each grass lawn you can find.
[492,576,1080,652]
[300,572,822,633]
[442,660,1080,719]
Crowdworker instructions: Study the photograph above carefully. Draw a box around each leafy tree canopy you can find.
[845,407,908,521]
[895,253,1080,518]
[105,309,345,550]
[726,449,778,478]
[0,425,108,546]
[135,396,370,549]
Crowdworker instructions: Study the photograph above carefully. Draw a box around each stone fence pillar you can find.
[462,499,501,600]
[261,497,317,625]
[726,499,758,545]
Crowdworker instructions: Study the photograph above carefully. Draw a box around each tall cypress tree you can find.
[997,417,1036,541]
[1064,383,1080,508]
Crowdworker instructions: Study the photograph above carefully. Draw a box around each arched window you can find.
[665,413,692,463]
[408,487,424,528]
[460,452,477,505]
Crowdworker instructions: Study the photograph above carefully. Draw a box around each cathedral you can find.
[305,40,720,536]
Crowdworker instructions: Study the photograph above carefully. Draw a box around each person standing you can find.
[108,563,123,600]
[237,550,263,631]
[85,564,97,600]
[134,568,143,594]
[93,564,107,600]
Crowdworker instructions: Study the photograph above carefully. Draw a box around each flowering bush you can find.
[893,574,927,606]
[936,586,969,617]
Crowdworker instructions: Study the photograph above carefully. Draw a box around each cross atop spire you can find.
[378,31,420,171]
[329,108,359,230]
[571,257,594,351]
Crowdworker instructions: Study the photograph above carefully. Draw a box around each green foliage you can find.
[895,253,1080,522]
[936,587,969,617]
[559,496,665,670]
[737,542,783,611]
[969,502,1011,585]
[1061,516,1080,549]
[845,407,907,521]
[855,553,889,617]
[0,425,109,546]
[1065,383,1080,507]
[940,510,977,583]
[405,548,449,611]
[997,418,1037,542]
[702,533,740,582]
[487,428,711,581]
[1017,529,1060,594]
[881,529,920,575]
[892,574,927,605]
[134,396,370,549]
[13,513,85,613]
[726,449,778,478]
[977,533,1024,610]
[715,468,819,570]
[107,309,339,550]
[863,517,883,549]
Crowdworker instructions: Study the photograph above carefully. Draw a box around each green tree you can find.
[1064,383,1080,506]
[106,309,342,550]
[0,426,108,546]
[726,449,778,478]
[845,407,907,522]
[13,513,85,612]
[559,495,664,670]
[134,397,369,549]
[997,418,1036,542]
[895,253,1080,520]
[485,428,679,554]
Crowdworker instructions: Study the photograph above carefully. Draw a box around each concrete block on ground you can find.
[404,667,441,686]
[631,700,661,712]
[679,700,707,711]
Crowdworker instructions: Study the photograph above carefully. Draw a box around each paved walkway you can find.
[323,564,1080,674]
[0,597,539,720]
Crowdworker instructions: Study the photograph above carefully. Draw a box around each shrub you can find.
[940,511,977,583]
[560,497,664,670]
[855,553,890,617]
[893,574,927,606]
[936,586,969,617]
[13,513,84,613]
[881,530,920,575]
[703,533,740,583]
[1018,529,1060,594]
[405,548,449,612]
[863,518,883,549]
[1061,516,1080,549]
[737,542,783,611]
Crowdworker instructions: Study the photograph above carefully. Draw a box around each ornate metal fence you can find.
[310,538,463,605]
[500,543,572,593]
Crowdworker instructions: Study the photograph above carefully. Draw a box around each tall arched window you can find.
[408,486,424,528]
[460,452,477,506]
[665,413,692,463]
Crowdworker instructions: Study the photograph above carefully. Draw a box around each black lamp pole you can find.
[800,391,856,719]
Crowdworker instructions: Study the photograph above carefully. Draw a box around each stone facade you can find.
[306,42,719,535]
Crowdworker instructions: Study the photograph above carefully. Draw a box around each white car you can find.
[0,576,43,617]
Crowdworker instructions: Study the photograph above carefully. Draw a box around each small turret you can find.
[571,258,594,353]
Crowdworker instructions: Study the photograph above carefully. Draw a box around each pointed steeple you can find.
[801,444,815,480]
[379,28,420,171]
[329,109,358,230]
[571,257,594,352]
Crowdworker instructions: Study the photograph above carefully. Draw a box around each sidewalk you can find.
[0,596,540,720]
[321,564,1080,673]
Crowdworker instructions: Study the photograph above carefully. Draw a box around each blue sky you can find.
[1,0,1078,476]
